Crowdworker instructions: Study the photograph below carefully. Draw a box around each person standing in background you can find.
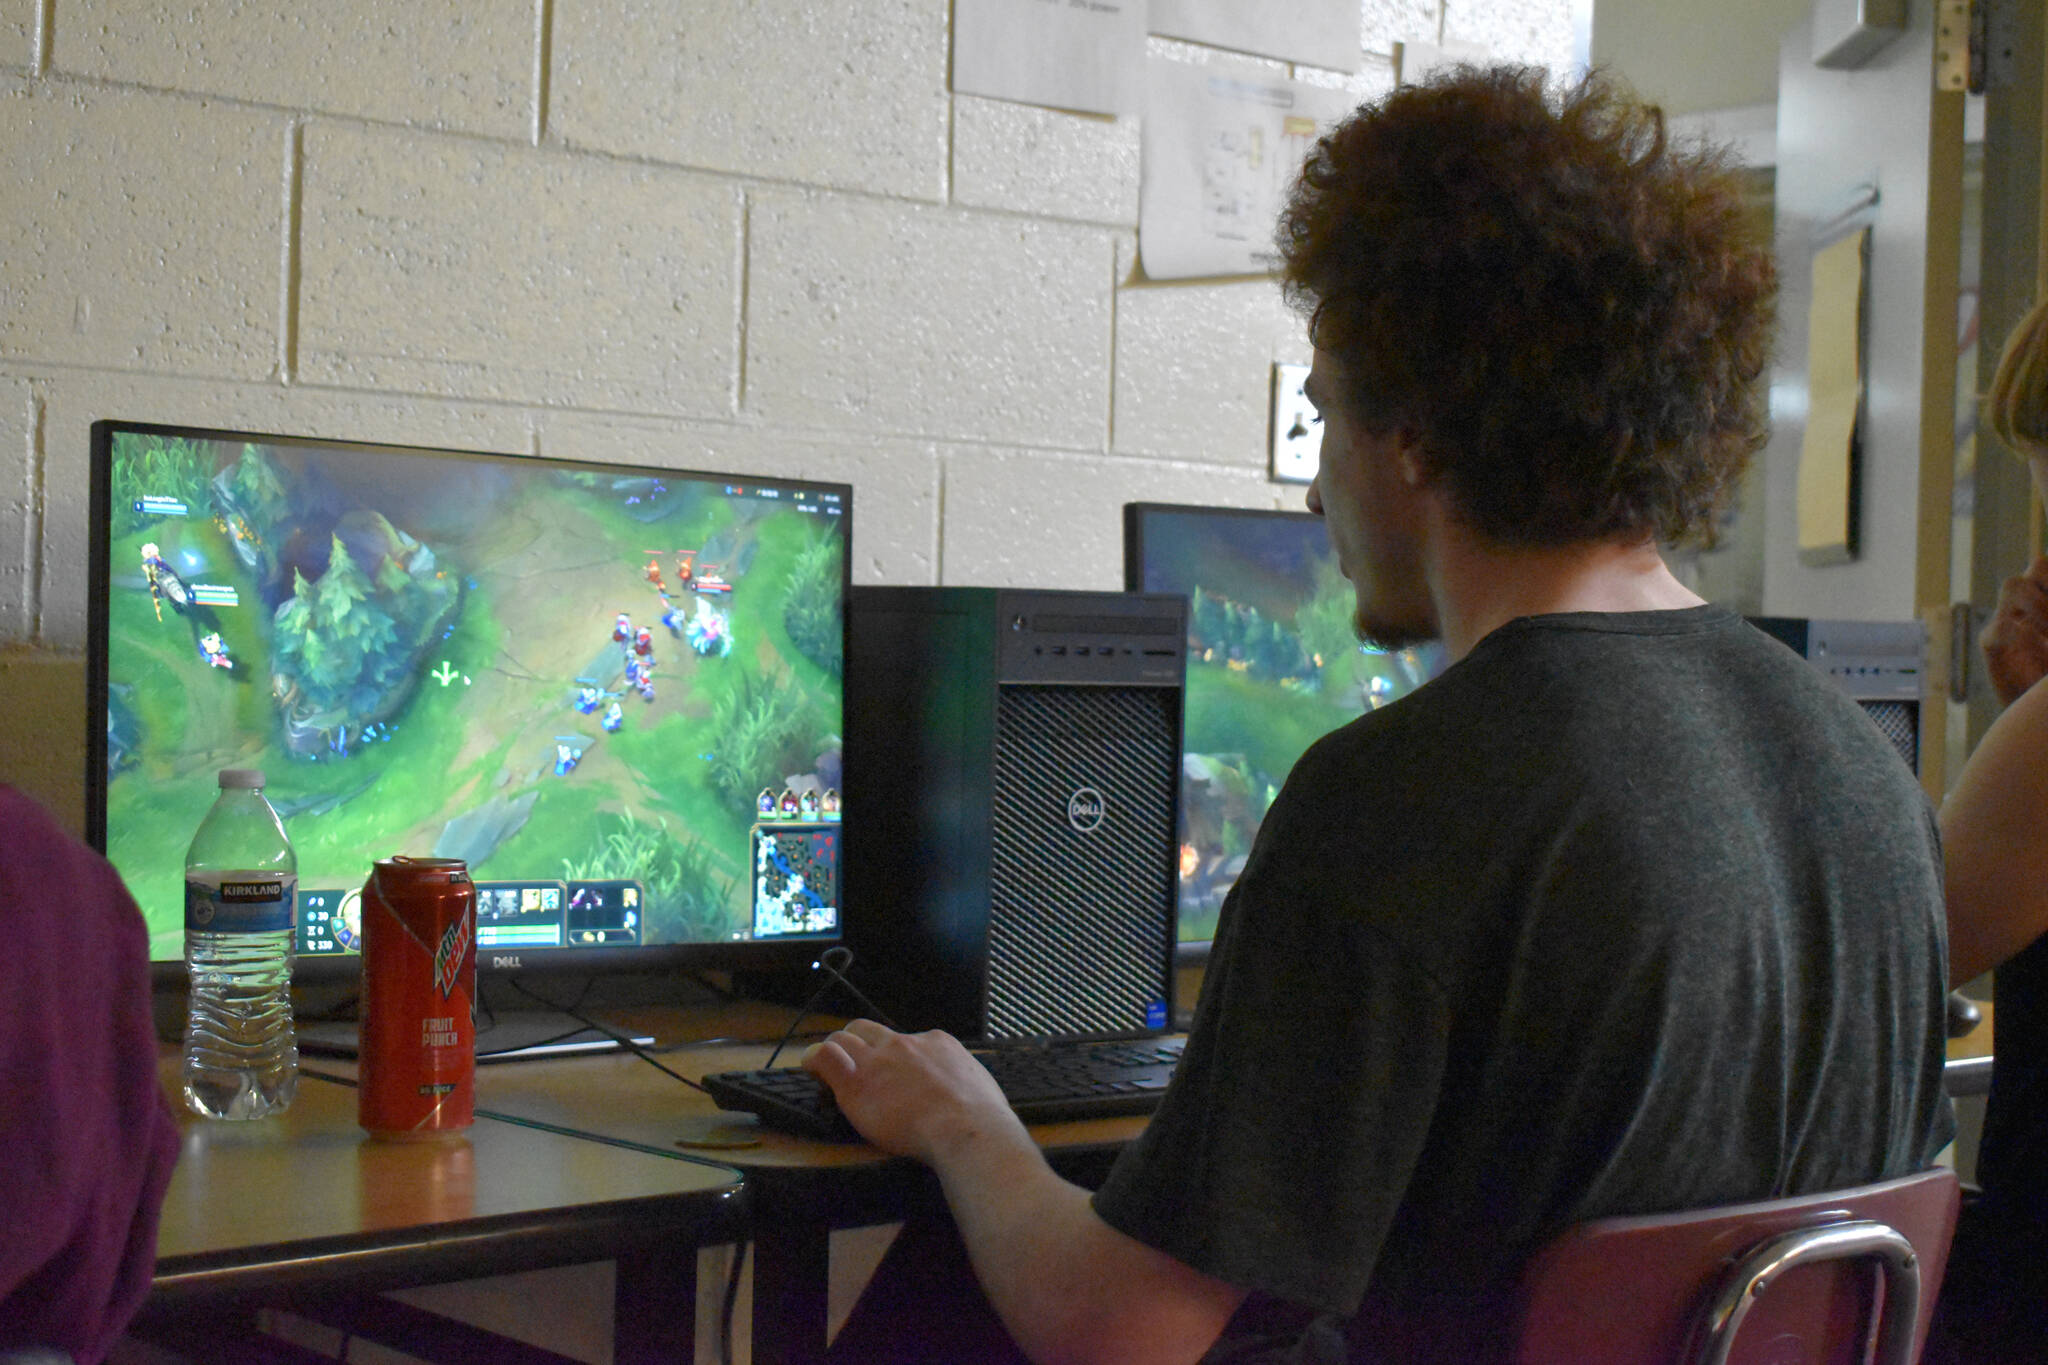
[1928,297,2048,1362]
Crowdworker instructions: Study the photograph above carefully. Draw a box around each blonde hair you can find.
[1986,298,2048,462]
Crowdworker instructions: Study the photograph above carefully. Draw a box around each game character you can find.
[758,789,778,817]
[661,599,684,638]
[575,684,603,715]
[686,597,733,658]
[554,741,582,776]
[612,612,632,648]
[623,657,642,688]
[800,789,819,818]
[602,701,623,733]
[822,788,840,817]
[140,542,169,621]
[676,551,696,592]
[198,632,232,670]
[635,667,656,702]
[634,627,654,660]
[778,790,800,818]
[643,555,665,593]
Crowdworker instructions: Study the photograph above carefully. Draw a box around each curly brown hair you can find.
[1276,65,1776,548]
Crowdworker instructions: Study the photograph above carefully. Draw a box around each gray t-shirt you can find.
[1093,606,1954,1363]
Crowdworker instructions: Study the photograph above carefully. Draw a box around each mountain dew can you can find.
[359,856,476,1140]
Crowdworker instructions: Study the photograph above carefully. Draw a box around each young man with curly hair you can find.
[804,67,1954,1365]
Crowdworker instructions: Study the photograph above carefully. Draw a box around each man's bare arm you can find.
[805,1022,1246,1365]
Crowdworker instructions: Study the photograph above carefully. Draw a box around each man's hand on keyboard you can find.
[803,1019,1028,1162]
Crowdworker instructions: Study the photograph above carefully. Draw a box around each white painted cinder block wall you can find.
[1,0,1574,656]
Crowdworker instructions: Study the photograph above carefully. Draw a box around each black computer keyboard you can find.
[702,1036,1186,1142]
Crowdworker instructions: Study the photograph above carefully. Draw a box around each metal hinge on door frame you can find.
[1949,0,2028,93]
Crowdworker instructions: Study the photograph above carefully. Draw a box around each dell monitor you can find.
[1123,502,1444,949]
[90,421,850,1026]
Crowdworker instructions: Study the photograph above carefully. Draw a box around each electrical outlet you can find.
[1270,362,1320,483]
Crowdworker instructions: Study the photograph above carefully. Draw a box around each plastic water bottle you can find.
[182,768,299,1119]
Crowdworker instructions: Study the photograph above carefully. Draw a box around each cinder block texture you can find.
[1444,0,1579,74]
[0,82,280,380]
[2,4,33,69]
[54,1,533,139]
[36,371,535,650]
[552,0,948,201]
[541,414,940,586]
[953,99,1140,226]
[298,123,741,417]
[0,379,31,642]
[1364,0,1441,54]
[1113,280,1309,464]
[746,192,1115,450]
[940,446,1288,590]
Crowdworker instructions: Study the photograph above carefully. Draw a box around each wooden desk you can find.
[140,1062,748,1365]
[471,1034,1148,1365]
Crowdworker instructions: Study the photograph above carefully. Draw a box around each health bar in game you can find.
[135,495,189,517]
[190,584,240,607]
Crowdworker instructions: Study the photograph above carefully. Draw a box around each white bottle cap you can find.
[218,768,266,788]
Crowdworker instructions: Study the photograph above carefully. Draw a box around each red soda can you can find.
[358,856,476,1141]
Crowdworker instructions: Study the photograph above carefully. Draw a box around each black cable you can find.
[762,946,899,1069]
[720,1240,749,1365]
[502,976,711,1094]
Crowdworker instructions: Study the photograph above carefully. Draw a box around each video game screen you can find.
[1124,503,1444,943]
[91,423,848,968]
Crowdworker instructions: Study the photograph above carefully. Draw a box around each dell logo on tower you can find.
[1067,786,1105,832]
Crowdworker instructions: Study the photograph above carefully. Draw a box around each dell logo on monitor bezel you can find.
[1067,787,1105,832]
[491,955,523,969]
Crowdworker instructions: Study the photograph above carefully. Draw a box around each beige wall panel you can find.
[0,648,87,835]
[297,123,741,417]
[34,371,535,650]
[552,0,948,201]
[1113,279,1309,464]
[953,99,1140,226]
[2,3,32,69]
[0,380,30,640]
[940,447,1289,590]
[0,82,280,380]
[54,0,532,138]
[538,413,940,586]
[1443,0,1580,73]
[746,191,1115,450]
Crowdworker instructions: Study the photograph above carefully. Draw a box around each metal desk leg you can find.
[616,1245,698,1365]
[750,1218,833,1365]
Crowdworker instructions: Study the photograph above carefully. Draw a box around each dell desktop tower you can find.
[842,587,1187,1043]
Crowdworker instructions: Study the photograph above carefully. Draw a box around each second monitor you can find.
[1124,502,1445,948]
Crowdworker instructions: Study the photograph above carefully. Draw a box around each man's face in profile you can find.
[1303,350,1437,650]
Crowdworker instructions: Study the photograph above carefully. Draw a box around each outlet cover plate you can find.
[1270,362,1320,483]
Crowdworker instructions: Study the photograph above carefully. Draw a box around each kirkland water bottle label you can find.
[186,874,297,934]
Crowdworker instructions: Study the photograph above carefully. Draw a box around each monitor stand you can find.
[297,1010,655,1063]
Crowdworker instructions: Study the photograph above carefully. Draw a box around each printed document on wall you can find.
[954,0,1146,117]
[1139,59,1354,279]
[1149,0,1360,71]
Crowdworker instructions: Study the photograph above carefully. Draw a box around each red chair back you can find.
[1514,1168,1961,1365]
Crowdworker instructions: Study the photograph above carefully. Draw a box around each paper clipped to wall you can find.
[1149,0,1361,72]
[954,0,1147,117]
[1139,59,1356,279]
[1796,227,1869,565]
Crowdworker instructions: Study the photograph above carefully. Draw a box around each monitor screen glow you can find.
[90,422,849,979]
